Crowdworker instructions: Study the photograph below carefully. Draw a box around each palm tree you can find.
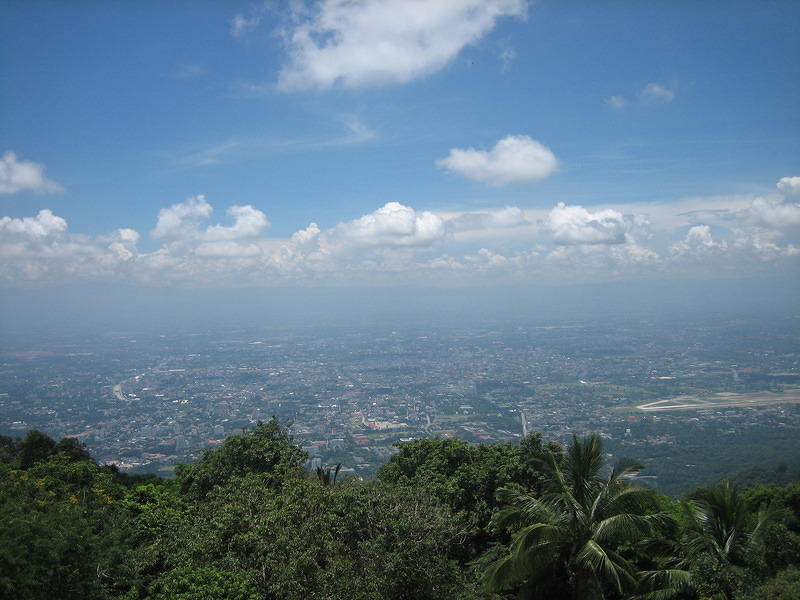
[681,480,784,599]
[483,434,688,600]
[684,480,781,568]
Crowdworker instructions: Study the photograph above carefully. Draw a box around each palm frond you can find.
[593,513,656,544]
[609,456,645,483]
[482,525,563,592]
[600,485,657,518]
[567,434,604,507]
[575,539,635,594]
[482,553,521,592]
[632,569,693,600]
[510,523,564,562]
[492,488,561,534]
[745,502,785,556]
[535,449,570,496]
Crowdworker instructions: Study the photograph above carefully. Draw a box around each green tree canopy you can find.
[175,418,306,500]
[378,433,556,561]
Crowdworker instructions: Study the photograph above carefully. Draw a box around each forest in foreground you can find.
[1,420,799,600]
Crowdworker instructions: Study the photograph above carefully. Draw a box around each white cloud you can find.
[670,225,727,256]
[149,195,271,264]
[608,83,676,108]
[277,0,527,91]
[291,222,321,245]
[194,241,263,258]
[152,195,214,240]
[469,247,521,269]
[99,227,140,247]
[0,210,143,283]
[640,82,675,103]
[0,209,68,238]
[777,176,800,197]
[321,202,446,251]
[547,203,638,245]
[742,196,800,229]
[116,228,140,244]
[544,237,660,277]
[2,187,798,287]
[437,135,558,186]
[0,152,63,195]
[230,13,261,37]
[204,205,270,241]
[606,95,627,109]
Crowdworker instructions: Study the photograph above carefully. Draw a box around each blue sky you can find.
[1,0,799,288]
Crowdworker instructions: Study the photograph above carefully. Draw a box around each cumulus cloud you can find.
[670,225,727,256]
[2,188,798,287]
[321,202,445,251]
[0,209,68,238]
[0,152,63,195]
[640,82,675,103]
[147,195,273,265]
[151,195,271,243]
[547,203,639,245]
[0,210,142,283]
[152,195,214,240]
[467,247,524,270]
[777,176,800,197]
[544,236,660,277]
[291,222,321,245]
[742,196,800,229]
[277,0,527,91]
[731,227,795,258]
[104,228,140,261]
[205,205,271,241]
[437,135,558,186]
[99,227,140,248]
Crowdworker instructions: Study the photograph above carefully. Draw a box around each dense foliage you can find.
[1,424,799,600]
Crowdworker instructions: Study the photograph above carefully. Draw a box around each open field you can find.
[635,389,800,412]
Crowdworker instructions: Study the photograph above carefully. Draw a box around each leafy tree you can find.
[16,429,56,468]
[175,418,306,500]
[483,434,687,600]
[146,566,260,600]
[744,483,800,533]
[150,474,470,600]
[0,453,131,599]
[116,480,189,598]
[739,566,800,600]
[0,435,16,463]
[53,437,93,463]
[378,433,556,561]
